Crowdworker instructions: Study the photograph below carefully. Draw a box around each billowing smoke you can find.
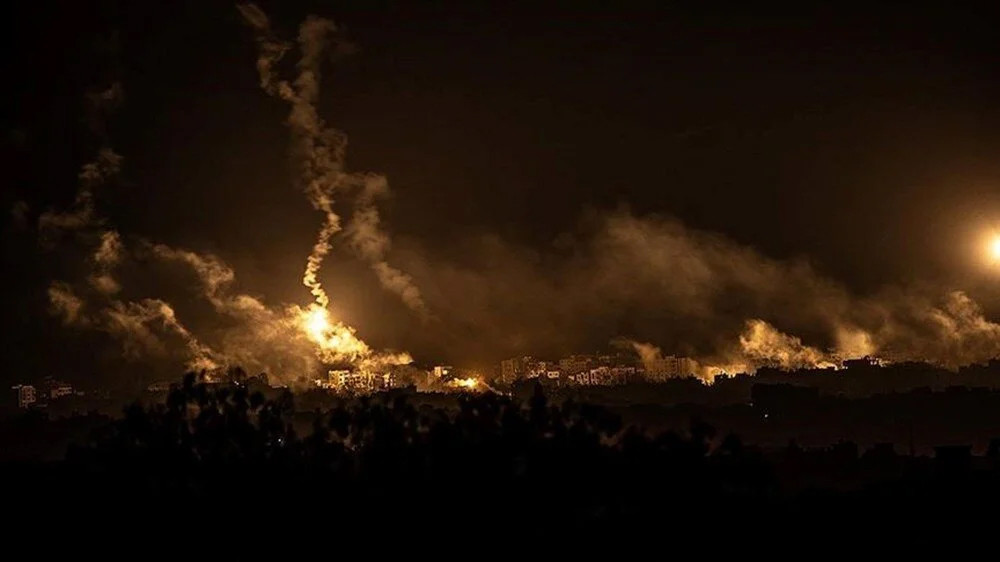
[736,319,835,371]
[395,209,1000,373]
[616,318,835,383]
[859,290,1000,368]
[148,242,409,375]
[626,340,667,368]
[37,6,1000,386]
[39,107,220,374]
[38,7,424,385]
[237,3,427,317]
[104,299,215,370]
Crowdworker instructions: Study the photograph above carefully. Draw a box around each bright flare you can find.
[297,303,372,364]
[991,236,1000,262]
[305,305,332,341]
[449,377,480,390]
[305,306,330,342]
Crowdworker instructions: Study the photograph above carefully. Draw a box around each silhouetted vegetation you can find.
[4,373,1000,545]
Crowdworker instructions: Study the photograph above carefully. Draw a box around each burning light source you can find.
[990,236,1000,262]
[296,303,374,364]
[304,305,332,341]
[449,377,480,391]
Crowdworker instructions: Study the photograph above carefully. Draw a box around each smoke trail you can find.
[303,214,340,309]
[237,3,427,316]
[234,3,291,96]
[44,50,413,384]
[238,4,344,315]
[347,175,429,315]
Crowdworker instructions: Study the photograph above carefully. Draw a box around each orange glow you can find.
[297,303,372,364]
[991,236,1000,262]
[304,305,332,341]
[449,377,481,391]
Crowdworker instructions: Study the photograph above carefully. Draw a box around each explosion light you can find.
[449,377,481,391]
[304,305,332,342]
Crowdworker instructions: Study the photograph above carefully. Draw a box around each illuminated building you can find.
[500,358,519,383]
[500,356,537,383]
[843,356,884,370]
[327,371,392,393]
[13,385,37,409]
[559,355,592,375]
[322,369,394,393]
[642,356,698,381]
[46,378,74,399]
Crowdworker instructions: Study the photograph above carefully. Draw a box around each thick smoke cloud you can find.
[147,242,395,377]
[37,8,420,385]
[37,6,1000,385]
[396,210,1000,372]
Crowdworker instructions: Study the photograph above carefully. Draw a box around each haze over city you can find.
[3,1,1000,548]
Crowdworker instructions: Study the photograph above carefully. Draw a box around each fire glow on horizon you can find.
[990,236,1000,263]
[35,4,1000,390]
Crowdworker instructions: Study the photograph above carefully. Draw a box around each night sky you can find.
[4,1,1000,386]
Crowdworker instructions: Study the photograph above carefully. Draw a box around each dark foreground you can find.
[5,376,999,549]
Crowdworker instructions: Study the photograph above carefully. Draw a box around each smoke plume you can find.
[237,3,428,317]
[39,106,220,373]
[38,6,1000,386]
[395,209,1000,373]
[39,8,422,385]
[347,175,428,315]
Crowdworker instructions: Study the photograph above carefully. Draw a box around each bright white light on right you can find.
[990,236,1000,262]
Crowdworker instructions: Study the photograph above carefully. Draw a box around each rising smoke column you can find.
[236,3,428,319]
[39,8,421,384]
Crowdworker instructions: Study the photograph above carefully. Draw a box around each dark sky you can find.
[4,1,1000,383]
